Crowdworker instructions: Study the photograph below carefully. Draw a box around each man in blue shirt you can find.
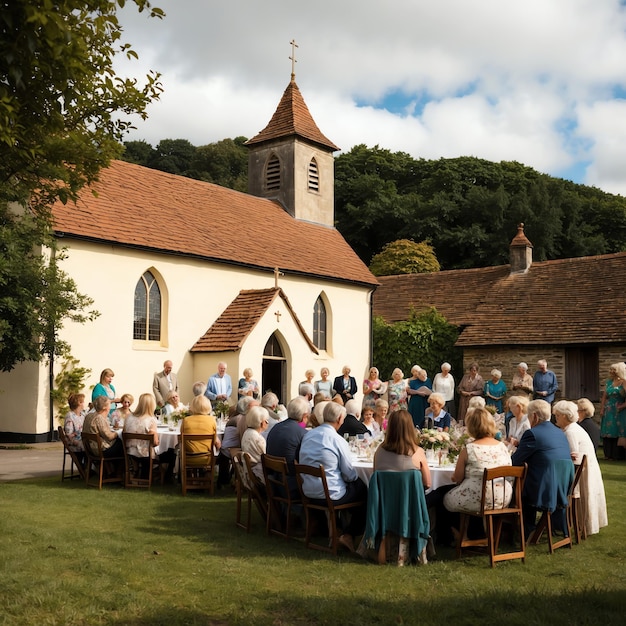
[298,402,367,552]
[532,359,558,404]
[204,362,233,403]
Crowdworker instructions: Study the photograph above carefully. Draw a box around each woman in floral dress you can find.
[362,367,387,411]
[387,368,408,413]
[599,362,626,460]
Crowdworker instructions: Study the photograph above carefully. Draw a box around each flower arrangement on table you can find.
[167,406,190,425]
[418,428,451,450]
[446,425,471,462]
[212,400,231,419]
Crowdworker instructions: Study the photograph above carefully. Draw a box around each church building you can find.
[0,74,378,442]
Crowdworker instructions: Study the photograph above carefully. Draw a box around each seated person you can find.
[241,406,270,484]
[123,393,159,477]
[506,395,530,449]
[338,399,371,438]
[298,402,368,552]
[163,390,185,418]
[83,396,124,470]
[374,410,431,490]
[424,393,451,431]
[511,399,572,538]
[361,406,380,437]
[64,393,86,465]
[576,398,601,449]
[266,396,308,477]
[110,393,134,429]
[180,395,221,467]
[374,398,389,431]
[216,396,254,488]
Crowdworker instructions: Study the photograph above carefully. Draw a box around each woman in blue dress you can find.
[407,366,432,429]
[484,369,507,414]
[599,362,626,460]
[91,368,121,419]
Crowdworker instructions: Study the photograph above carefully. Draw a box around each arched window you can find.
[266,154,281,191]
[133,270,161,341]
[308,157,319,192]
[313,296,327,350]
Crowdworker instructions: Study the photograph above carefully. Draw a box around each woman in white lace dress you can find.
[444,407,512,515]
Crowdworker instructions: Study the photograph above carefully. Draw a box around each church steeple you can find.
[245,43,339,227]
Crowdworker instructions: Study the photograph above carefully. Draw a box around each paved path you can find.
[0,442,63,482]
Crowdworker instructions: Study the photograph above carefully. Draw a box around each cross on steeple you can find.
[289,39,298,79]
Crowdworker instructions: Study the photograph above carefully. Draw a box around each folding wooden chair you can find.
[58,425,86,481]
[121,432,162,488]
[262,453,301,540]
[457,464,527,567]
[180,432,215,496]
[231,451,267,532]
[82,431,124,489]
[295,461,366,556]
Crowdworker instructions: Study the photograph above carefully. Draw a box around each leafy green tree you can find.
[0,1,163,372]
[148,138,196,175]
[372,308,462,382]
[369,239,440,276]
[191,137,249,191]
[122,140,155,166]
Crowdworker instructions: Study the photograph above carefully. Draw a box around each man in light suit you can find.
[153,360,178,408]
[204,362,233,403]
[512,399,573,538]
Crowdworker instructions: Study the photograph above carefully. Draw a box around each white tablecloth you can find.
[352,458,455,494]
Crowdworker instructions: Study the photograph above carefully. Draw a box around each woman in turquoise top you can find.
[599,362,626,460]
[91,368,121,418]
[484,369,507,413]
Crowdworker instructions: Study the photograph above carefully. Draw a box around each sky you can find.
[117,0,626,196]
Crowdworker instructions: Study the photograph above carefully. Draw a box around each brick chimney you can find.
[510,223,533,274]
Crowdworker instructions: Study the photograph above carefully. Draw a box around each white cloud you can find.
[116,0,626,196]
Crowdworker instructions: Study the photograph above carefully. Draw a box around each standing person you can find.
[237,368,260,400]
[456,362,484,425]
[511,399,572,538]
[387,368,408,413]
[532,359,558,404]
[314,367,333,399]
[153,360,178,409]
[598,362,626,461]
[484,369,507,414]
[576,398,601,449]
[298,402,368,553]
[333,365,357,404]
[407,367,432,429]
[362,367,387,411]
[432,363,456,420]
[204,362,233,404]
[553,400,608,536]
[91,368,121,419]
[299,369,315,396]
[511,362,533,399]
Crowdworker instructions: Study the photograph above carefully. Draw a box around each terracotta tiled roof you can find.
[52,160,377,288]
[245,78,340,151]
[191,287,319,353]
[374,251,626,346]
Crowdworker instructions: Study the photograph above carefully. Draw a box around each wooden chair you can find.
[456,464,527,567]
[571,455,588,543]
[231,451,267,532]
[121,432,162,489]
[179,432,215,496]
[262,453,301,540]
[528,459,576,554]
[82,431,124,489]
[58,425,86,482]
[295,461,366,556]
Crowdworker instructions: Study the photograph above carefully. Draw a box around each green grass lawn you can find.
[1,460,625,626]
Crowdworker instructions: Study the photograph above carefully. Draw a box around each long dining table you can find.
[351,456,455,494]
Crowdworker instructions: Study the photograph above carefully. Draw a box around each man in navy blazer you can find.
[512,399,573,538]
[204,362,233,403]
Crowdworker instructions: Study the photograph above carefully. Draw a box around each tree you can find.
[372,308,462,382]
[148,138,196,175]
[122,139,156,166]
[0,1,163,372]
[369,239,440,276]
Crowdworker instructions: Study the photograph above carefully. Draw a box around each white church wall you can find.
[2,239,372,438]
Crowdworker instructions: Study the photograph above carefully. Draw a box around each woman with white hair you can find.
[432,363,456,419]
[241,405,269,484]
[511,362,534,399]
[506,395,530,449]
[553,400,608,535]
[387,368,408,413]
[484,369,507,414]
